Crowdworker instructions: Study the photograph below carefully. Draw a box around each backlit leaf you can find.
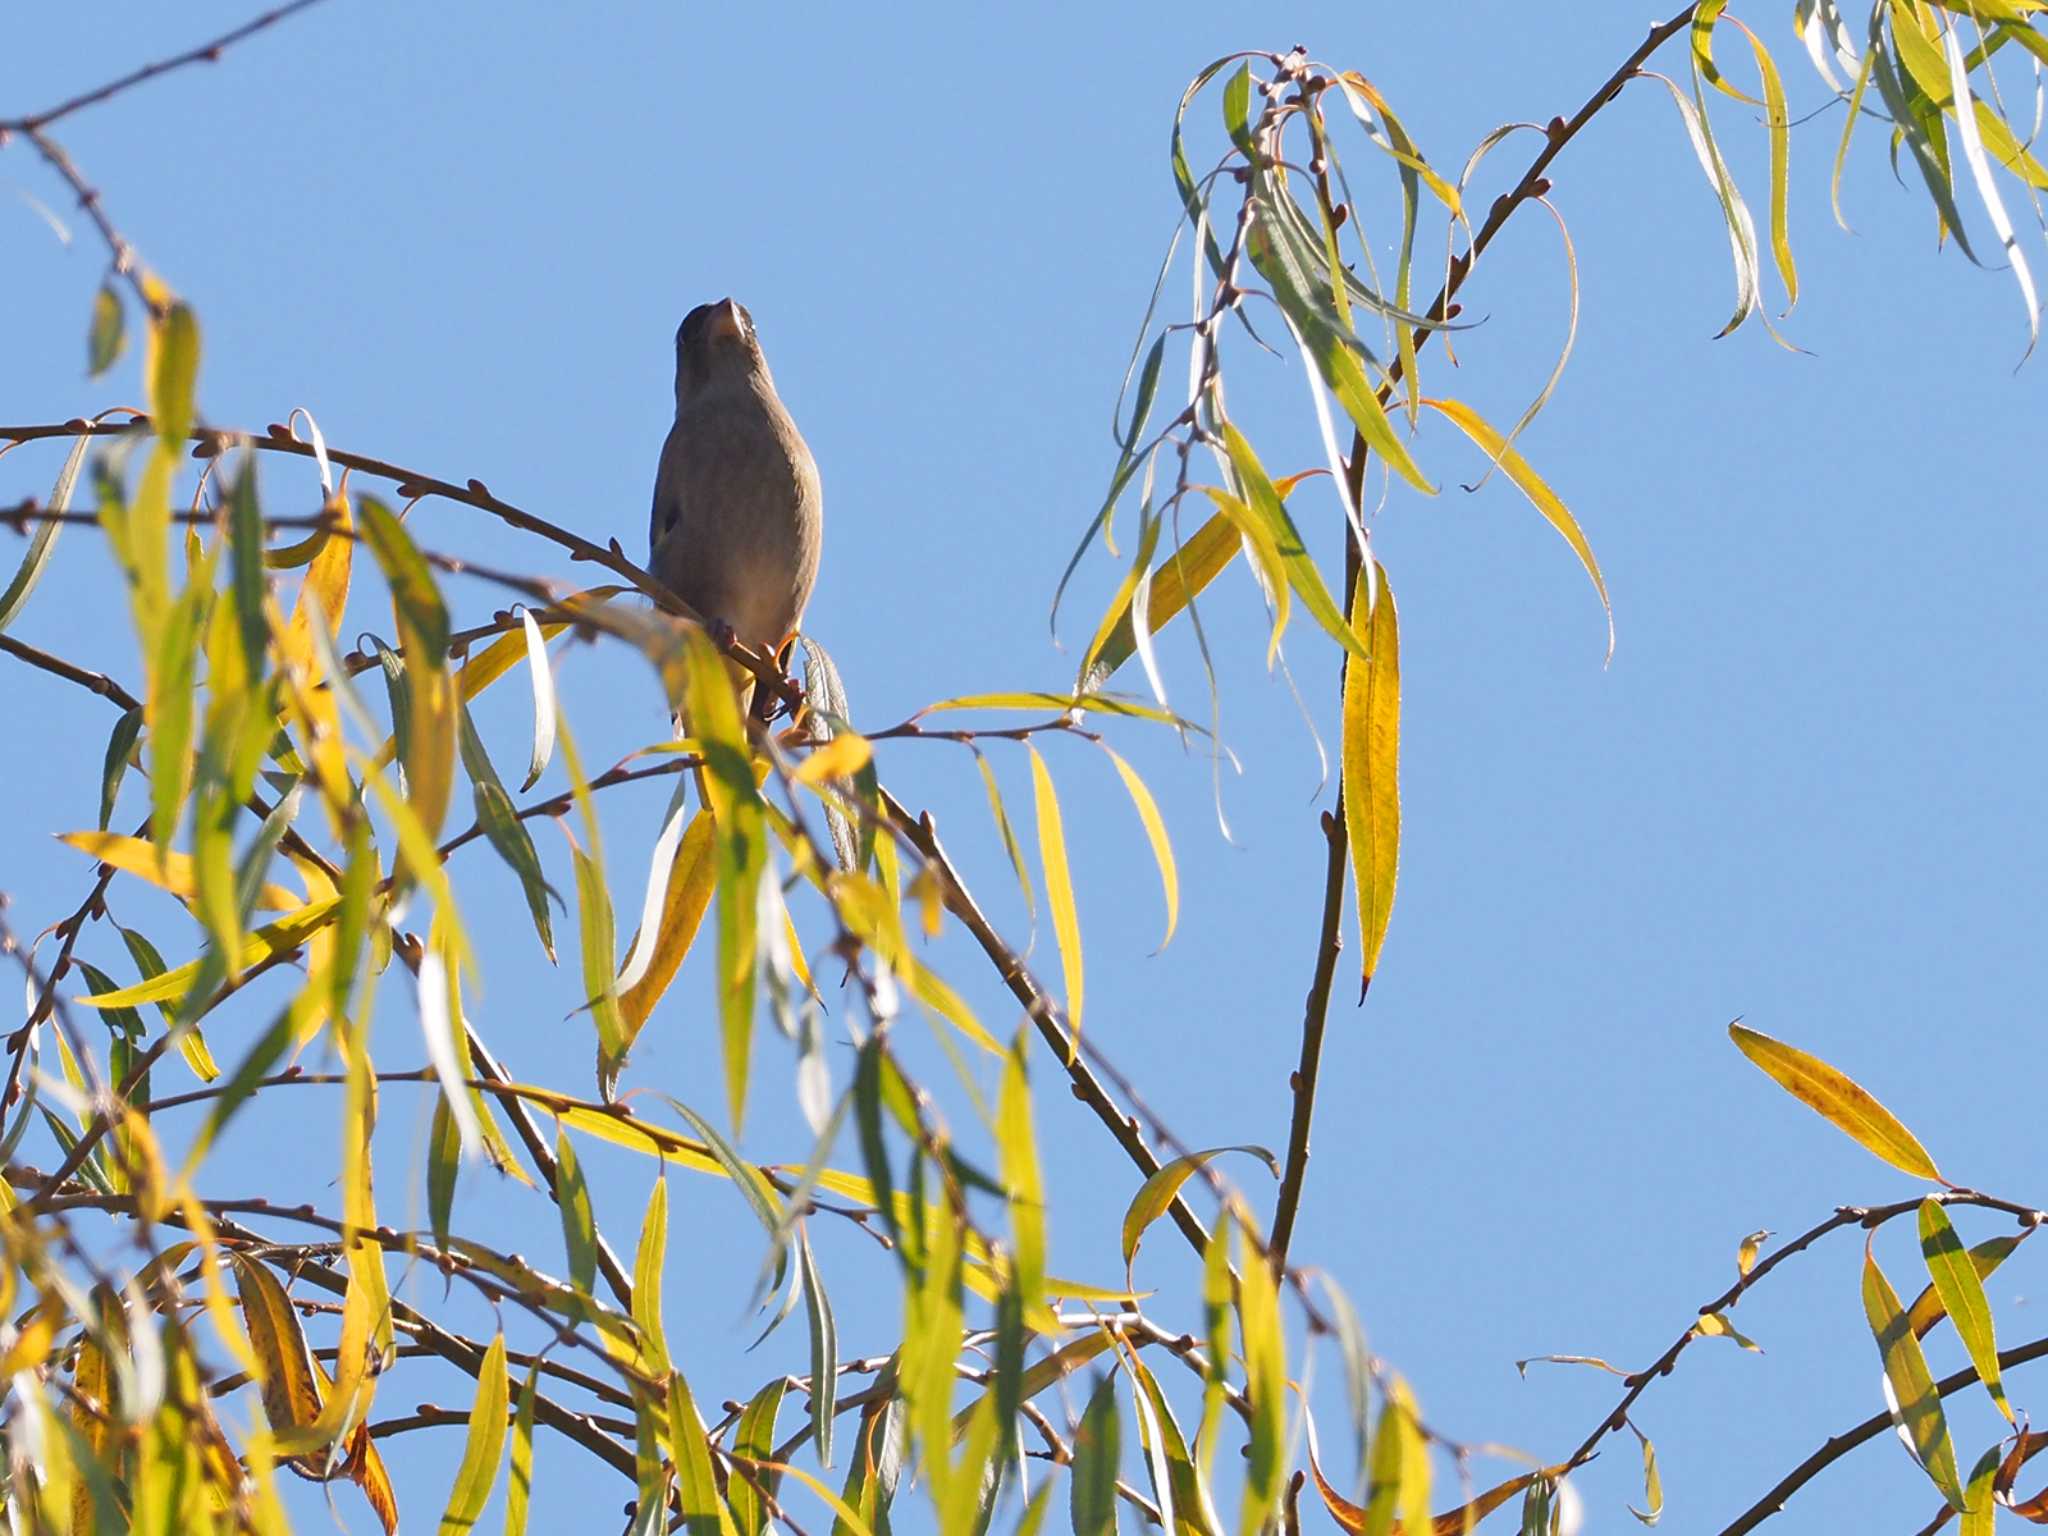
[1865,1240,1967,1510]
[1342,560,1401,986]
[436,1332,508,1536]
[1918,1200,2012,1423]
[1729,1023,1944,1182]
[1028,746,1083,1039]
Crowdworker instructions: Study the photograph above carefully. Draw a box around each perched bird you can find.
[649,298,822,716]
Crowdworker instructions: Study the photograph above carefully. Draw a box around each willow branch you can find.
[1,0,331,134]
[1267,2,1703,1276]
[1719,1330,2048,1535]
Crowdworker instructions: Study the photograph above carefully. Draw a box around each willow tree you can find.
[0,3,2041,1533]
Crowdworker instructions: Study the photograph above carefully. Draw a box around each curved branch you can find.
[1720,1331,2048,1535]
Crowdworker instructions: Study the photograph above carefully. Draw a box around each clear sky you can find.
[3,4,2044,1532]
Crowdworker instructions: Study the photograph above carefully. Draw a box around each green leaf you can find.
[794,1236,835,1474]
[667,1364,729,1536]
[633,1178,669,1372]
[1126,1351,1222,1536]
[1071,1374,1120,1536]
[1343,562,1401,986]
[427,1095,460,1254]
[1218,422,1368,665]
[1864,1242,1968,1510]
[87,283,125,378]
[458,701,559,963]
[97,707,143,832]
[0,432,88,634]
[1729,1023,1944,1182]
[1908,1233,2025,1338]
[1236,1212,1287,1536]
[437,1331,509,1536]
[150,303,200,447]
[504,1362,538,1536]
[997,1029,1057,1333]
[1918,1200,2012,1423]
[1120,1145,1277,1270]
[360,494,456,851]
[729,1379,788,1536]
[555,1127,598,1297]
[227,459,269,680]
[1221,62,1255,157]
[148,566,208,853]
[572,846,624,1086]
[1028,746,1083,1038]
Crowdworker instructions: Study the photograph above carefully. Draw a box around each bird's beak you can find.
[705,299,746,345]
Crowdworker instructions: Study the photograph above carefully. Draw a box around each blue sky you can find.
[4,4,2045,1532]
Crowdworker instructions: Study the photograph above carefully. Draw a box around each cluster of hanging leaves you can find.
[6,6,2048,1534]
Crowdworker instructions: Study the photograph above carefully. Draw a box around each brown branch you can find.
[1265,3,1703,1277]
[0,418,803,707]
[1719,1330,2048,1535]
[1557,1190,2046,1481]
[886,792,1212,1259]
[3,0,332,134]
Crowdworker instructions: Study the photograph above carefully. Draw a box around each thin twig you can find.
[2,0,332,134]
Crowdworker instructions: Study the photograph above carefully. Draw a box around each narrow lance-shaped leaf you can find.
[729,1379,787,1536]
[1071,1373,1120,1536]
[1343,559,1401,989]
[1219,422,1369,665]
[1865,1239,1968,1510]
[1121,1144,1278,1271]
[504,1363,538,1536]
[555,1128,599,1298]
[87,283,125,377]
[0,433,88,634]
[617,809,716,1049]
[1100,746,1177,949]
[686,629,766,1133]
[667,1364,730,1536]
[1908,1232,2026,1338]
[457,701,559,965]
[360,495,455,859]
[1236,1210,1287,1536]
[997,1028,1058,1334]
[1729,1023,1945,1182]
[1419,397,1612,659]
[437,1333,509,1536]
[1918,1199,2012,1423]
[633,1179,669,1373]
[517,606,557,790]
[799,1226,839,1470]
[1628,1422,1663,1525]
[1027,746,1083,1043]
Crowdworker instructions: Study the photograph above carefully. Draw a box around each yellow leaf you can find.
[1729,1023,1945,1183]
[617,810,716,1043]
[792,731,873,786]
[1864,1241,1968,1510]
[57,831,301,911]
[1342,561,1401,986]
[75,897,342,1010]
[1027,747,1082,1040]
[1420,397,1612,661]
[1100,746,1177,948]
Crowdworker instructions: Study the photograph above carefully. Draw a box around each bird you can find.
[649,298,822,721]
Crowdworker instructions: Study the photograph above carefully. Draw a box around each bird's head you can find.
[675,297,768,399]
